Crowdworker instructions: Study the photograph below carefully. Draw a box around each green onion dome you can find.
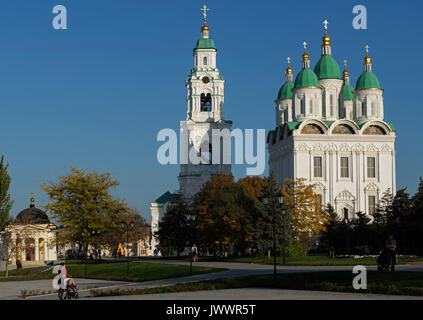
[355,71,381,90]
[294,68,320,88]
[342,83,354,100]
[195,38,216,50]
[314,55,341,79]
[277,81,294,99]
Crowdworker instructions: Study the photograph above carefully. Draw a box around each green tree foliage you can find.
[193,174,258,256]
[156,192,192,256]
[0,156,13,231]
[41,167,131,255]
[254,174,293,257]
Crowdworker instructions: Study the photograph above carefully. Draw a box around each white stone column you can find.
[44,240,48,261]
[34,238,39,261]
[21,238,26,261]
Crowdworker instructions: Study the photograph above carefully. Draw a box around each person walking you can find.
[191,244,198,262]
[385,235,397,272]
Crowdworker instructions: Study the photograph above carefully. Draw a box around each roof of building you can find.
[154,191,175,204]
[355,71,381,90]
[294,68,320,88]
[314,55,341,79]
[195,38,216,50]
[342,83,354,100]
[277,81,294,100]
[14,206,50,225]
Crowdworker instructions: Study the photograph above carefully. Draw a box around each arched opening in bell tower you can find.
[200,93,212,111]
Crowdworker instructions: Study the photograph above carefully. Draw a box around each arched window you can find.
[362,100,367,116]
[203,57,208,66]
[199,143,212,164]
[200,93,212,111]
[329,95,334,116]
[301,98,305,115]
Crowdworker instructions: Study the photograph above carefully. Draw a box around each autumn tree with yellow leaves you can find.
[282,177,328,253]
[41,167,134,256]
[193,174,259,256]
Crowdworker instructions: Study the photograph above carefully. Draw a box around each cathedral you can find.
[267,21,396,221]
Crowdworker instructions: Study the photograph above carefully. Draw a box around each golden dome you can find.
[302,52,310,62]
[322,32,331,46]
[201,24,209,32]
[343,69,350,78]
[364,45,372,65]
[343,60,349,78]
[286,66,293,75]
[364,54,371,65]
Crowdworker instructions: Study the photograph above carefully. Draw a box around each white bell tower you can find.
[179,5,232,200]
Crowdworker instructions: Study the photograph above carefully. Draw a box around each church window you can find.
[313,156,323,178]
[340,157,349,178]
[200,93,212,111]
[367,157,376,178]
[203,57,208,65]
[200,143,212,164]
[301,98,305,115]
[362,101,367,117]
[368,195,376,215]
[330,95,334,116]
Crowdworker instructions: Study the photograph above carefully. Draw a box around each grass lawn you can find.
[0,262,223,282]
[221,255,423,266]
[65,262,223,282]
[91,271,423,297]
[0,267,42,278]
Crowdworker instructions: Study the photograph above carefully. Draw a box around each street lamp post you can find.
[122,221,135,278]
[263,197,277,282]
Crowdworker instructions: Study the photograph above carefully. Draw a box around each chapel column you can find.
[44,239,49,261]
[21,238,26,261]
[34,237,39,261]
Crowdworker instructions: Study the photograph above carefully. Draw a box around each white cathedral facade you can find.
[267,23,396,221]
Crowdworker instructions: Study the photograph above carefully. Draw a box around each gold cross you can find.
[344,59,347,68]
[30,192,34,198]
[323,19,329,31]
[287,57,291,65]
[303,41,307,52]
[365,45,369,54]
[201,4,210,20]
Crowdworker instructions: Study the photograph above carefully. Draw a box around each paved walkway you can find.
[92,287,423,300]
[3,260,422,300]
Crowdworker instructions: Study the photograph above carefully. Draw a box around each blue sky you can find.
[1,0,422,221]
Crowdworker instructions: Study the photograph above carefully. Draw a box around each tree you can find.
[351,212,371,255]
[93,208,149,255]
[0,156,13,231]
[320,203,341,256]
[193,174,258,256]
[41,167,131,258]
[252,174,292,258]
[282,178,328,253]
[156,192,192,256]
[238,176,266,200]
